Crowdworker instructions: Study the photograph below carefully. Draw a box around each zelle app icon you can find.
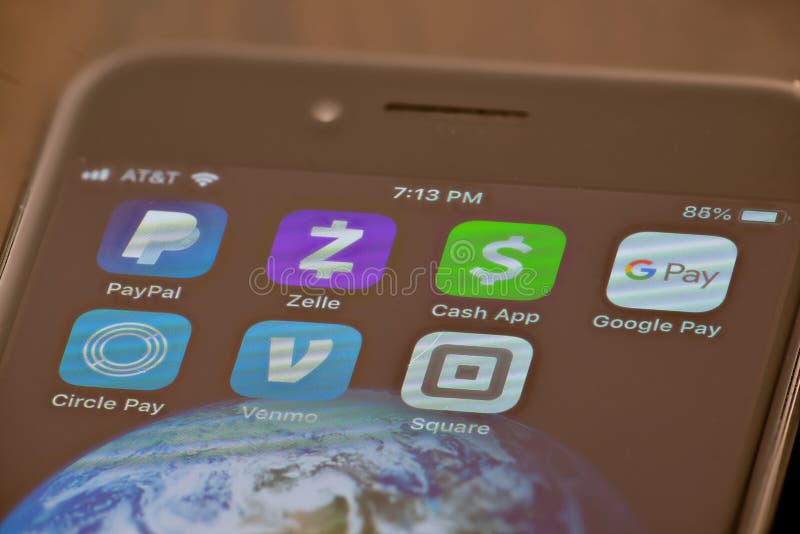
[436,221,566,301]
[98,200,227,278]
[230,321,362,400]
[402,332,533,413]
[60,309,191,391]
[267,210,397,289]
[606,232,738,312]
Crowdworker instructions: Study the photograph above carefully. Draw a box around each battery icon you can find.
[739,209,786,224]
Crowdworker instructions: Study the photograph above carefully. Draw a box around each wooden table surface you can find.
[2,1,799,232]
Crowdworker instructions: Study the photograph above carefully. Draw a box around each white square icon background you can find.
[402,332,534,414]
[606,232,738,313]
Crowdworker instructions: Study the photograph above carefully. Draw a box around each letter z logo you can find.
[298,220,364,279]
[231,321,362,401]
[267,210,397,289]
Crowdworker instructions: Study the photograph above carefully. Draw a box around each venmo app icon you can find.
[98,200,227,277]
[607,232,738,312]
[231,321,362,401]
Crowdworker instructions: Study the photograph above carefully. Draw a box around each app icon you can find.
[606,232,738,312]
[231,321,362,400]
[266,210,396,289]
[98,200,227,278]
[402,331,533,413]
[435,221,566,301]
[59,309,191,390]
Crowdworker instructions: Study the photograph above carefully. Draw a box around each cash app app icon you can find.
[436,221,566,301]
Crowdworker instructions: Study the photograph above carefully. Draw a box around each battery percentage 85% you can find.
[682,206,732,221]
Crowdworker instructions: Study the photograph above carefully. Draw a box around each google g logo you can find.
[625,259,656,280]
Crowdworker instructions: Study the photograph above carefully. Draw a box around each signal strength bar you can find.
[81,168,110,182]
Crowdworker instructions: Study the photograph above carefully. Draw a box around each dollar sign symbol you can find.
[470,236,532,285]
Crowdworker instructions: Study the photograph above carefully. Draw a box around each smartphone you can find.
[0,48,799,533]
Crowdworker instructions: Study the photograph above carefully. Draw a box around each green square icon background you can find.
[436,221,566,301]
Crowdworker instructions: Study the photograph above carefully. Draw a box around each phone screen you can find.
[1,162,798,533]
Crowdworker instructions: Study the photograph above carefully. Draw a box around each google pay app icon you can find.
[98,200,227,278]
[606,232,737,312]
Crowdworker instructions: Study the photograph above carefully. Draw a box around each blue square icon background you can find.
[231,321,362,401]
[97,200,227,278]
[60,309,191,390]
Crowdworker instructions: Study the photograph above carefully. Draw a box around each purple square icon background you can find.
[267,210,397,289]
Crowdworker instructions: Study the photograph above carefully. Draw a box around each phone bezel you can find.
[1,47,799,532]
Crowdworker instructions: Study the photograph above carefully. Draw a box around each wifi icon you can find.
[191,172,220,188]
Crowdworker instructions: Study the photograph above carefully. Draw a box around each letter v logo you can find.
[231,321,363,401]
[267,337,332,383]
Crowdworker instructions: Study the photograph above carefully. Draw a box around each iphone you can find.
[1,49,799,533]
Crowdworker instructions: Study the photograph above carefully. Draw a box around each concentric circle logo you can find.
[61,309,190,390]
[81,322,169,377]
[624,259,656,280]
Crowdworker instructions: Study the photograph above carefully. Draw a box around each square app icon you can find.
[59,309,191,390]
[231,321,362,401]
[606,232,738,312]
[436,221,566,301]
[98,200,227,278]
[266,210,396,289]
[402,331,534,413]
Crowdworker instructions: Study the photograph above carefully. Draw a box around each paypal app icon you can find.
[98,200,227,278]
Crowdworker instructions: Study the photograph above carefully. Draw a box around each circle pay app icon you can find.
[59,309,191,390]
[606,232,738,312]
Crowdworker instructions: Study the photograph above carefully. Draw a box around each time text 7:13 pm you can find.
[393,187,483,205]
